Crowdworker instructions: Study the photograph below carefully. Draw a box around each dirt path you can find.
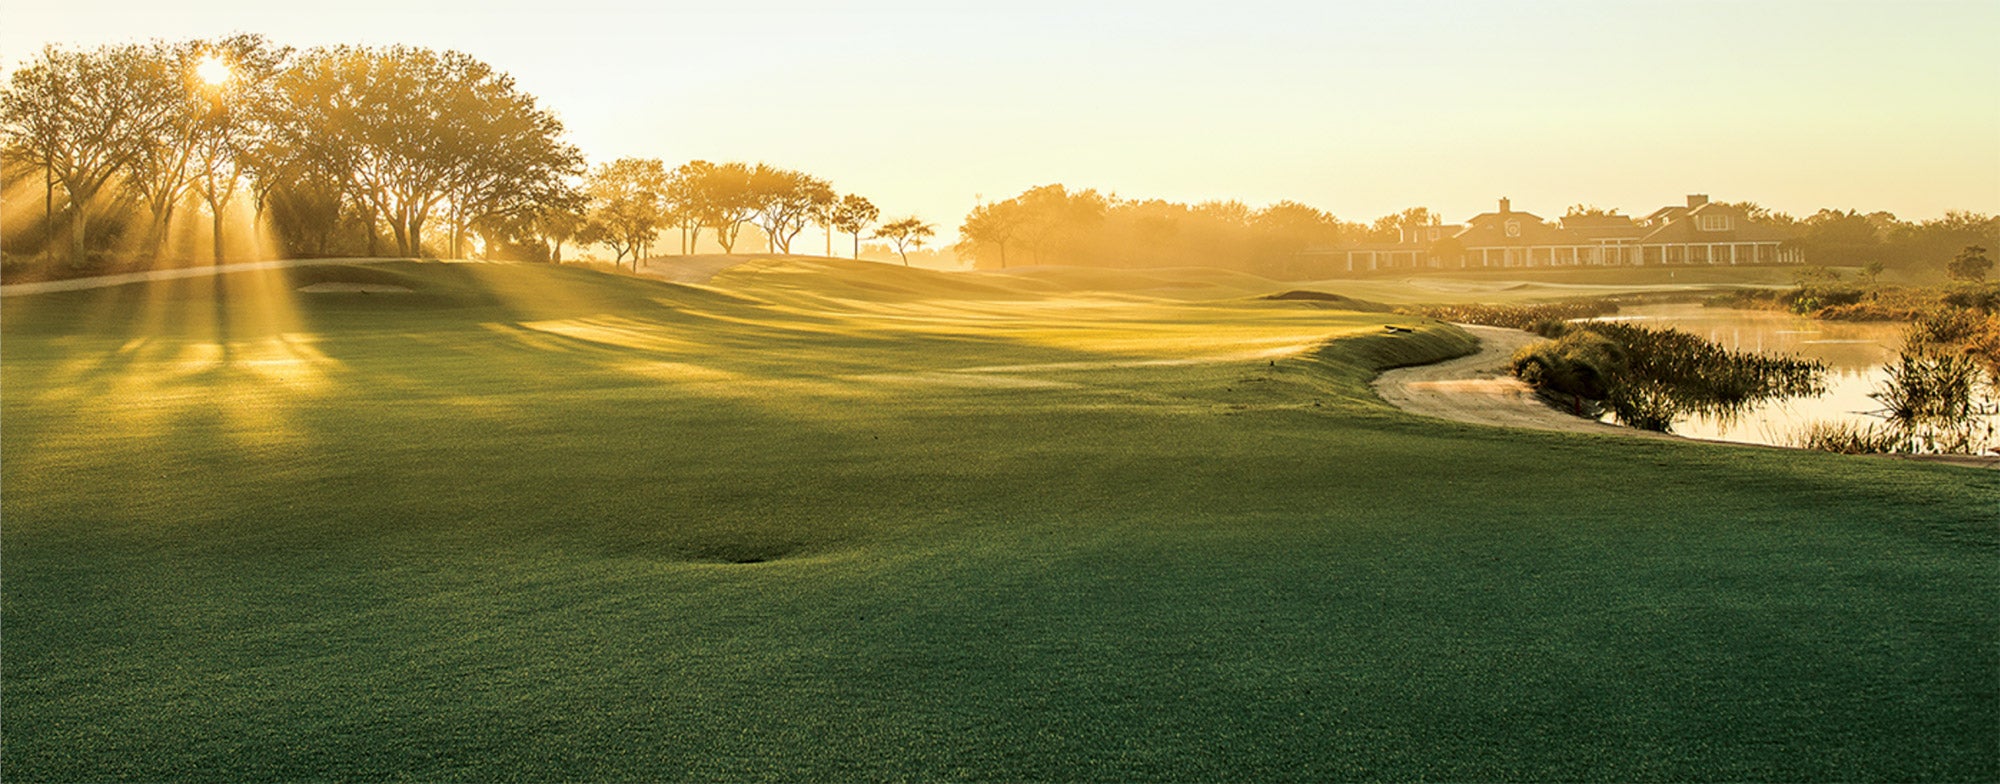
[1373,324,1668,438]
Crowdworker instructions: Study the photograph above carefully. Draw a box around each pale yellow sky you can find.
[5,1,1997,239]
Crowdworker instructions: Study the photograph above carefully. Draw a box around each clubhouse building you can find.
[1314,195,1804,272]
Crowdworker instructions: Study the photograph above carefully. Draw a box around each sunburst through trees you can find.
[0,39,902,274]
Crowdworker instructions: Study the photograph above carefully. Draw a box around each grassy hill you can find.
[2,259,1993,780]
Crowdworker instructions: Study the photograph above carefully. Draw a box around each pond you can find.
[1585,303,1994,448]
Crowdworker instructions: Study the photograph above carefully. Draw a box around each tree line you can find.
[1755,208,1999,275]
[568,158,936,268]
[956,187,1998,278]
[0,38,932,273]
[953,185,1460,276]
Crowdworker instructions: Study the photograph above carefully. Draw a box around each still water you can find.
[1588,304,1947,447]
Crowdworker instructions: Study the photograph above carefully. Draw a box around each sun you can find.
[195,55,233,86]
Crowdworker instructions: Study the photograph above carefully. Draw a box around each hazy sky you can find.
[5,0,1997,239]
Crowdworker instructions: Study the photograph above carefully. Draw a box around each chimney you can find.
[1499,197,1511,214]
[1687,194,1709,209]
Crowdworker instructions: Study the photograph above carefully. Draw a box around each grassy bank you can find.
[3,260,1994,781]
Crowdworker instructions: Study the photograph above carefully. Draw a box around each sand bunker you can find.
[1373,324,1660,438]
[296,282,413,293]
[1374,325,1997,468]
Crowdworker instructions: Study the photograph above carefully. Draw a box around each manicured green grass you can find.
[3,259,1994,781]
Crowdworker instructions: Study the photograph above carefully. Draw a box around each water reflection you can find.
[1586,304,1991,447]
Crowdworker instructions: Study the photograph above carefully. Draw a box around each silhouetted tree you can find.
[956,187,1379,273]
[116,40,208,261]
[873,217,934,266]
[186,35,290,264]
[586,158,668,267]
[750,166,835,254]
[1368,207,1439,243]
[273,45,575,257]
[1718,202,1797,228]
[1,43,183,263]
[529,197,589,263]
[1256,201,1342,252]
[958,200,1023,268]
[830,194,879,259]
[1948,246,1992,282]
[692,162,760,253]
[1012,185,1107,265]
[1795,208,1882,265]
[665,160,714,253]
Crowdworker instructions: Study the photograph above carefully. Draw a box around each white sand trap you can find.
[1377,325,1997,468]
[296,282,413,293]
[1405,377,1538,396]
[1374,324,1657,437]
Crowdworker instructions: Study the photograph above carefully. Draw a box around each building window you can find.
[1427,227,1440,241]
[1504,220,1521,237]
[1697,214,1733,232]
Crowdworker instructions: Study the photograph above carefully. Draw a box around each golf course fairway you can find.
[3,258,1993,780]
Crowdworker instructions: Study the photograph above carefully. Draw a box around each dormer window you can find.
[1504,220,1521,238]
[1697,214,1733,232]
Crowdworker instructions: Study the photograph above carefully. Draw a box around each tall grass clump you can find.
[1792,309,2000,456]
[1510,322,1827,433]
[1792,421,1904,454]
[1864,310,1999,454]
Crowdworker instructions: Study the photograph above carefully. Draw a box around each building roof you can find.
[1457,210,1569,247]
[1638,203,1795,243]
[1559,213,1647,241]
[1643,206,1689,225]
[1318,195,1797,252]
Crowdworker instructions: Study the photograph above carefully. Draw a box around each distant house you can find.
[1310,195,1802,272]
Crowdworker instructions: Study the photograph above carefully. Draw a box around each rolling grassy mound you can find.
[2,260,1994,781]
[990,264,1287,298]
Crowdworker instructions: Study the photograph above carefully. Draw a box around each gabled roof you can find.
[1393,223,1466,245]
[1457,210,1571,246]
[1559,214,1647,241]
[1323,196,1798,252]
[1639,205,1795,243]
[1560,214,1635,227]
[1643,206,1688,225]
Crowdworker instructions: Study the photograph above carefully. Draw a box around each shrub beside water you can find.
[1510,330,1624,416]
[1509,322,1827,433]
[1857,312,2000,454]
[1403,300,1618,333]
[1790,309,2000,456]
[1701,289,1783,310]
[1812,302,1929,322]
[1940,285,2000,311]
[1781,285,1865,315]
